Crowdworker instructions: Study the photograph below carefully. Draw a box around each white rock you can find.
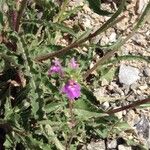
[109,32,117,42]
[108,140,117,149]
[119,64,140,85]
[87,141,105,150]
[144,67,150,77]
[94,88,105,100]
[100,36,109,46]
[102,101,110,110]
[118,145,132,150]
[81,15,92,29]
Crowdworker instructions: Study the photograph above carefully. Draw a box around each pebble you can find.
[86,141,105,150]
[82,17,92,29]
[102,101,110,110]
[118,145,132,150]
[130,82,139,91]
[107,139,117,149]
[143,67,150,77]
[134,115,149,139]
[138,84,148,90]
[100,35,109,46]
[109,32,117,43]
[115,111,123,119]
[131,33,147,47]
[119,64,140,85]
[122,84,130,95]
[94,88,106,101]
[91,35,101,44]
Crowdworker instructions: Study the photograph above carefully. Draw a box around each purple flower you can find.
[62,80,81,100]
[48,59,63,76]
[69,58,79,69]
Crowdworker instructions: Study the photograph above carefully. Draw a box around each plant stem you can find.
[69,100,74,124]
[66,100,75,150]
[107,97,150,114]
[34,0,126,62]
[15,0,28,32]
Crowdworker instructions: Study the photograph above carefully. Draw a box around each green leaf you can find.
[74,108,108,120]
[114,122,131,131]
[25,134,52,150]
[45,102,67,113]
[94,128,108,139]
[74,97,106,121]
[86,0,112,16]
[100,66,117,82]
[0,11,3,30]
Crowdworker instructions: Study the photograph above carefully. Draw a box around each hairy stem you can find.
[107,97,150,114]
[66,101,75,150]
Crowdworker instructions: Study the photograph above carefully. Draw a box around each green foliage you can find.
[0,0,149,149]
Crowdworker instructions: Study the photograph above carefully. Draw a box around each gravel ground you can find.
[65,0,150,149]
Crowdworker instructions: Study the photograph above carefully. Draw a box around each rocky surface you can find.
[119,64,140,85]
[66,0,150,149]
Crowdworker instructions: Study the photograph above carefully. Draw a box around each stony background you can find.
[64,0,150,149]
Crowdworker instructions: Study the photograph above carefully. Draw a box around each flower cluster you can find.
[62,80,81,100]
[48,59,63,76]
[48,58,81,101]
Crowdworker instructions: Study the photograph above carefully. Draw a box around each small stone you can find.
[81,15,92,29]
[102,101,110,110]
[143,68,150,77]
[109,32,117,42]
[118,145,132,150]
[87,141,105,150]
[131,33,147,46]
[138,84,148,90]
[100,36,109,46]
[94,88,106,101]
[130,82,139,91]
[119,64,140,85]
[123,84,130,95]
[107,139,117,149]
[134,115,149,139]
[91,35,101,44]
[115,111,123,119]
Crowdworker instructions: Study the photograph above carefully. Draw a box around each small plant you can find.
[0,0,150,149]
